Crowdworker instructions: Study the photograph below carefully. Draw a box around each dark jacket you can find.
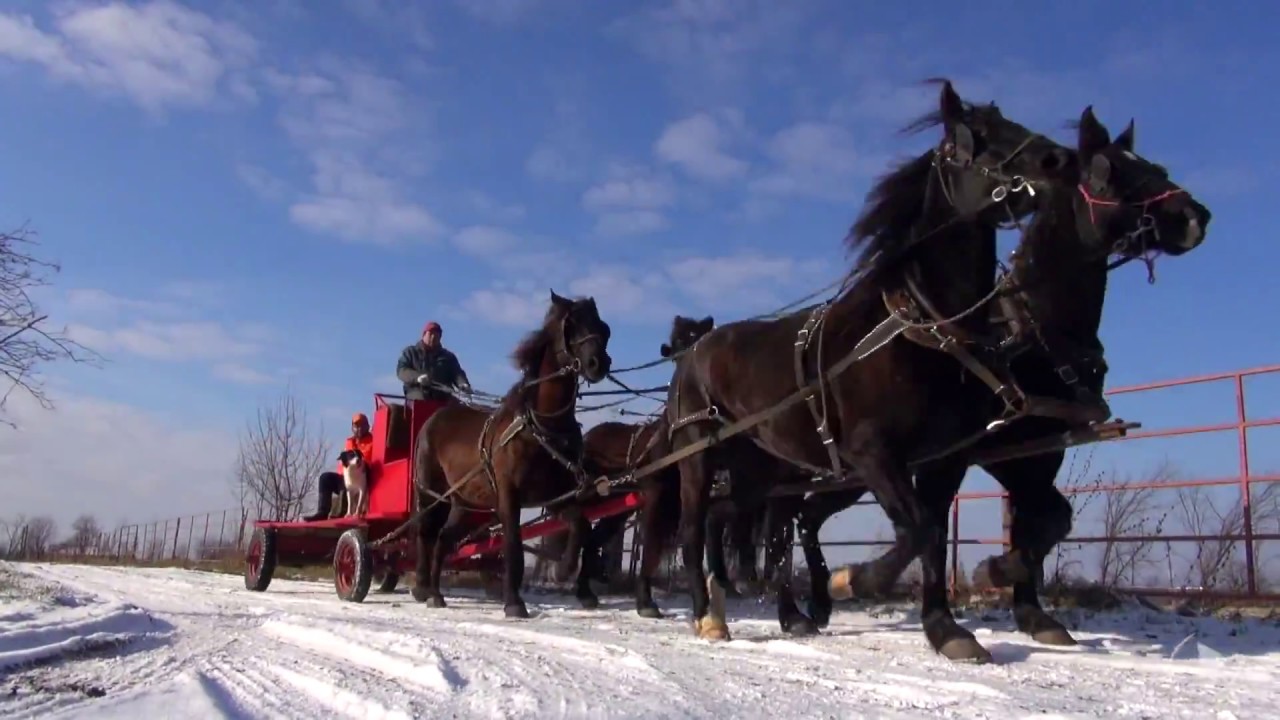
[397,342,470,400]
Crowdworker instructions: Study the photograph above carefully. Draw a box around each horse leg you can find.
[704,498,738,597]
[571,511,601,609]
[677,448,728,641]
[982,453,1077,646]
[845,426,986,659]
[914,459,990,661]
[553,505,586,583]
[729,504,762,596]
[411,500,450,605]
[426,504,472,608]
[498,485,529,618]
[798,488,865,627]
[765,500,818,636]
[588,512,629,586]
[635,479,677,619]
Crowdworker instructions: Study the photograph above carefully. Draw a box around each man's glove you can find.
[457,379,473,394]
[416,373,431,386]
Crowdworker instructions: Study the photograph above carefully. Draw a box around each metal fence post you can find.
[1236,373,1256,595]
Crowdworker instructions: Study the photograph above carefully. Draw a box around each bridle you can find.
[1078,182,1187,284]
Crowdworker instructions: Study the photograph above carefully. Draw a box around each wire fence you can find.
[8,364,1278,603]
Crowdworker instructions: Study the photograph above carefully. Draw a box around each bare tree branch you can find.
[0,225,103,426]
[1096,459,1172,588]
[233,386,330,522]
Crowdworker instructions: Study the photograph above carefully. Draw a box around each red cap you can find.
[423,321,441,335]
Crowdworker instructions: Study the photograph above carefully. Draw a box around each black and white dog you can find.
[336,448,368,518]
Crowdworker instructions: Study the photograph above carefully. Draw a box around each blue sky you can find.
[0,0,1277,573]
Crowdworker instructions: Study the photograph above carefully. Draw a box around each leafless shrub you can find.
[0,225,100,425]
[69,514,103,555]
[1097,459,1173,588]
[1173,480,1280,591]
[1045,447,1106,587]
[233,388,330,522]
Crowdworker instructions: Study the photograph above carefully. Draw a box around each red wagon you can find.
[242,393,640,602]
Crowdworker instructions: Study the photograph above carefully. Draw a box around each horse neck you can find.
[1010,187,1108,351]
[524,345,578,428]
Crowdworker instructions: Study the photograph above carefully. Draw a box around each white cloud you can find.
[454,0,542,25]
[749,121,868,201]
[236,162,291,202]
[608,1,815,104]
[452,225,521,257]
[65,288,180,319]
[654,111,749,181]
[450,225,570,281]
[458,250,831,328]
[582,166,675,211]
[263,64,444,245]
[524,98,592,184]
[0,0,258,114]
[581,163,676,237]
[592,210,669,237]
[67,320,262,362]
[666,253,825,310]
[0,391,240,529]
[568,265,678,322]
[61,287,277,386]
[341,0,433,50]
[454,288,548,328]
[461,191,526,223]
[212,362,275,385]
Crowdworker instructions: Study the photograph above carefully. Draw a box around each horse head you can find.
[660,315,714,358]
[1074,106,1212,259]
[548,290,612,384]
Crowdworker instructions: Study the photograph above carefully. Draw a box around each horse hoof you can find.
[426,595,447,609]
[783,617,820,637]
[504,603,530,619]
[807,604,832,628]
[734,580,762,598]
[938,636,993,664]
[577,595,600,610]
[828,567,855,600]
[693,616,731,642]
[636,606,664,619]
[721,584,743,599]
[411,586,432,603]
[1032,627,1078,646]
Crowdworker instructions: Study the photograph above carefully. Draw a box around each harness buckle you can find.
[1056,364,1079,385]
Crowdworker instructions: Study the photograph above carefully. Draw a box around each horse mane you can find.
[843,80,996,277]
[511,309,564,376]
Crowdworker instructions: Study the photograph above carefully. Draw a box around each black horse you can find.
[775,107,1212,662]
[664,79,1074,658]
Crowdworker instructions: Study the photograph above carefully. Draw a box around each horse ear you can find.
[659,343,673,358]
[549,289,570,307]
[699,316,714,332]
[1114,118,1135,152]
[1077,105,1111,159]
[1089,153,1112,191]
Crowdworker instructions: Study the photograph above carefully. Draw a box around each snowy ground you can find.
[1,562,1278,719]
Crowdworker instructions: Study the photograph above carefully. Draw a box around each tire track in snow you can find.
[261,618,464,695]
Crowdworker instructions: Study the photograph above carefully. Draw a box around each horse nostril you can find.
[585,356,600,372]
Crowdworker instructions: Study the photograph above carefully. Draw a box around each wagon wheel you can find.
[244,527,277,592]
[374,551,401,593]
[334,528,373,602]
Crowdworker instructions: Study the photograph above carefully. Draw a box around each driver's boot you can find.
[301,491,332,522]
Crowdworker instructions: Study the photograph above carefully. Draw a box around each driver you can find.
[396,320,472,401]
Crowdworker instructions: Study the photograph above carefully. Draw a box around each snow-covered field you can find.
[1,562,1278,719]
